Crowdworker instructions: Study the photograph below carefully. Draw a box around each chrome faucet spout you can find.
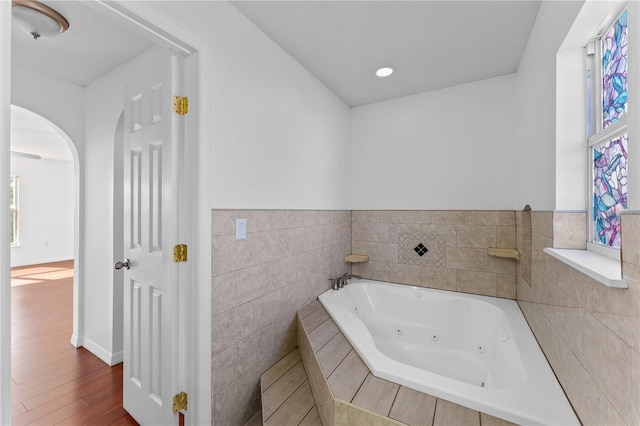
[332,273,362,290]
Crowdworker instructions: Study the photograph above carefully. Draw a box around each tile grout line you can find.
[263,379,309,425]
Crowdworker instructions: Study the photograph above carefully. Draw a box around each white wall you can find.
[514,1,585,210]
[349,74,518,210]
[145,1,352,210]
[10,155,74,267]
[83,48,164,363]
[11,66,85,158]
[81,0,353,364]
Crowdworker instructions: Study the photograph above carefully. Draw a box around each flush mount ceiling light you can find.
[12,0,69,40]
[375,66,396,78]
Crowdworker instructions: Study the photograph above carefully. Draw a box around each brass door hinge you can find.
[173,244,188,263]
[173,391,188,413]
[173,96,188,115]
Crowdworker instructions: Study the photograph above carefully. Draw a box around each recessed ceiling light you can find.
[375,66,396,78]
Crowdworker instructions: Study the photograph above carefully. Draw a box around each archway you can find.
[10,105,81,345]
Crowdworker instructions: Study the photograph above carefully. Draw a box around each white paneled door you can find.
[121,46,183,425]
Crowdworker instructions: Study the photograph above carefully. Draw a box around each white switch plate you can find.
[236,219,247,240]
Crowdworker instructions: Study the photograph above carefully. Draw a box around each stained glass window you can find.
[593,134,627,247]
[589,9,628,249]
[602,9,628,129]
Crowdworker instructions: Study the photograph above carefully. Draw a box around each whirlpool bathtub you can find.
[318,279,579,425]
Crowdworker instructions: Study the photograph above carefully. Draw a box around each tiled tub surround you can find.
[351,210,517,299]
[517,210,640,425]
[211,210,351,425]
[296,300,518,426]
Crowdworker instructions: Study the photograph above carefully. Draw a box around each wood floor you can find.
[10,261,138,425]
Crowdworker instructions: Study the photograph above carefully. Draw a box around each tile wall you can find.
[351,210,517,299]
[211,210,351,425]
[517,210,640,425]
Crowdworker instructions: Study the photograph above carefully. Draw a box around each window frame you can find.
[585,6,628,257]
[10,175,18,246]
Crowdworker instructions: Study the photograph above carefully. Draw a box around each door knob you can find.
[114,259,130,270]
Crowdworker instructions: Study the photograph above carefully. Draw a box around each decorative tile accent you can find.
[399,232,445,267]
[414,243,428,257]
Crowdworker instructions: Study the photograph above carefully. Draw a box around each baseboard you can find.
[80,336,122,366]
[10,256,74,268]
[70,333,82,347]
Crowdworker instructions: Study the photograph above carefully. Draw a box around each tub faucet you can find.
[336,272,362,289]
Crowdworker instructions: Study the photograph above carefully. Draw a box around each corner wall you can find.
[211,209,351,425]
[517,211,640,425]
[350,75,517,210]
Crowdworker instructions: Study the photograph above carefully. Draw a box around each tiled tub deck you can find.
[260,300,517,426]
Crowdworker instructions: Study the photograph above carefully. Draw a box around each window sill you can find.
[543,248,627,289]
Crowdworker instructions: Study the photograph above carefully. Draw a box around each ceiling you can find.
[11,1,154,161]
[231,1,542,106]
[11,0,154,87]
[11,0,541,107]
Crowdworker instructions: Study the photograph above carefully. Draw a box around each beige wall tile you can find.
[446,247,486,271]
[352,210,370,224]
[486,255,516,275]
[212,303,255,355]
[369,210,399,223]
[300,306,330,333]
[261,361,307,420]
[212,344,240,395]
[581,312,632,423]
[553,212,587,249]
[212,235,254,276]
[317,332,352,377]
[253,228,299,265]
[632,348,640,425]
[531,211,553,238]
[300,406,322,426]
[369,242,398,263]
[398,210,433,224]
[433,399,479,426]
[420,267,457,291]
[593,312,640,353]
[389,386,436,426]
[467,211,516,226]
[327,350,369,402]
[496,226,516,248]
[352,240,370,256]
[518,208,640,426]
[496,274,516,299]
[260,349,301,391]
[431,211,468,225]
[352,261,390,282]
[264,379,315,426]
[212,210,350,425]
[622,214,640,267]
[351,374,399,417]
[297,316,335,426]
[334,400,404,426]
[456,225,496,248]
[456,270,497,297]
[309,319,340,352]
[421,224,457,247]
[389,263,421,286]
[361,222,391,242]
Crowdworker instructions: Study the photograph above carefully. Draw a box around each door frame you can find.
[89,3,209,425]
[0,2,12,425]
[1,1,211,425]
